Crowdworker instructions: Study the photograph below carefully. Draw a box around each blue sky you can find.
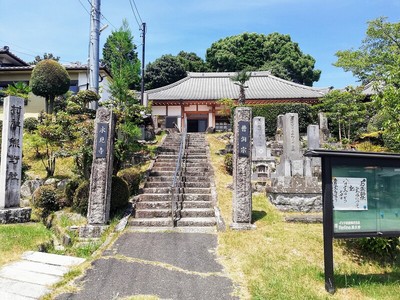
[0,0,399,89]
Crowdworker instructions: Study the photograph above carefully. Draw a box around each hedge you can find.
[232,103,315,137]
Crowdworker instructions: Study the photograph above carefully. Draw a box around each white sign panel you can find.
[332,177,368,211]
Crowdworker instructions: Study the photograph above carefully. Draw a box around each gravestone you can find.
[268,113,322,212]
[252,116,275,181]
[275,114,284,142]
[231,107,255,230]
[307,125,320,150]
[0,96,31,223]
[319,112,330,143]
[252,117,267,160]
[83,107,115,236]
[307,125,322,177]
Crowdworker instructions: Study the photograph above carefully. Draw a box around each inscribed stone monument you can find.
[86,107,115,227]
[0,96,31,223]
[231,107,255,229]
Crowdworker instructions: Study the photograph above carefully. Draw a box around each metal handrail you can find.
[170,120,187,226]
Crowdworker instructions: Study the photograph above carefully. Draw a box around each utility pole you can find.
[89,0,101,110]
[140,22,146,106]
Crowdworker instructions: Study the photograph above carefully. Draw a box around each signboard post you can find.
[305,149,400,294]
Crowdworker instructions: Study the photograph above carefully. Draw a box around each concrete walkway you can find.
[56,228,239,300]
[0,251,85,300]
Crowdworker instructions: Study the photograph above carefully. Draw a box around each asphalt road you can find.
[56,230,239,300]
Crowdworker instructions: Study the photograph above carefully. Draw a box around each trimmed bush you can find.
[110,175,130,215]
[32,185,60,219]
[232,103,315,137]
[224,153,233,175]
[117,167,141,196]
[72,180,90,216]
[65,177,83,207]
[24,117,39,132]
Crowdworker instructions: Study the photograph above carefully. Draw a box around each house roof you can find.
[145,71,328,102]
[0,46,30,67]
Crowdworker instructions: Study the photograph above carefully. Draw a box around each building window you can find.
[69,81,79,94]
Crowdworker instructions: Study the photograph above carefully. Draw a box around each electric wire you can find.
[128,0,141,29]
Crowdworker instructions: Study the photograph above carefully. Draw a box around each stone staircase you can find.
[129,132,217,227]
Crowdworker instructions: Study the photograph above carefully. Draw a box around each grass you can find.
[0,222,52,266]
[206,132,400,300]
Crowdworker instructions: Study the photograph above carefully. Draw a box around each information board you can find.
[333,165,400,234]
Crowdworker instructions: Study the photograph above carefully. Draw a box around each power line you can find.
[128,0,141,29]
[132,0,143,24]
[78,0,90,15]
[84,0,116,30]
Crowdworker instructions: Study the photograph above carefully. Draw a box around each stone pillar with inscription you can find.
[231,107,255,230]
[83,107,115,236]
[0,96,31,223]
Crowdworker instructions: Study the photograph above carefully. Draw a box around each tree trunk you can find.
[48,95,55,114]
[238,86,246,105]
[45,96,49,114]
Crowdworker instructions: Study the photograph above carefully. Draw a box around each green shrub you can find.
[110,175,130,215]
[24,117,39,132]
[117,167,141,196]
[32,185,60,219]
[224,153,233,175]
[72,180,90,216]
[347,237,400,261]
[65,177,83,207]
[232,103,315,137]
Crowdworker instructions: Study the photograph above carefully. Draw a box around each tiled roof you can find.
[0,46,30,66]
[145,71,328,101]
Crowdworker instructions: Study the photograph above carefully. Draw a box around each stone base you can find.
[230,222,257,231]
[268,192,322,212]
[0,207,31,224]
[79,224,109,238]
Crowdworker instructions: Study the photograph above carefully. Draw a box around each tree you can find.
[29,53,60,65]
[176,51,208,72]
[102,20,147,173]
[334,17,400,85]
[206,32,321,86]
[231,70,251,105]
[316,87,368,143]
[102,19,141,90]
[30,59,70,114]
[144,54,187,90]
[334,18,400,149]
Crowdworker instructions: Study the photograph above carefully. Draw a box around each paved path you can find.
[0,251,85,300]
[57,229,239,300]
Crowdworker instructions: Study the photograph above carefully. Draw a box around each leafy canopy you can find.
[102,19,141,90]
[334,17,400,85]
[29,53,60,65]
[334,17,400,149]
[144,54,187,90]
[206,32,321,86]
[30,59,70,114]
[144,51,207,90]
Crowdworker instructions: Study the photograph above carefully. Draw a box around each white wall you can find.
[152,106,166,115]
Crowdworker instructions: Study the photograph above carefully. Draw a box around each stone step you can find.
[176,217,216,227]
[142,187,211,194]
[136,201,213,210]
[129,217,173,227]
[135,208,214,219]
[147,176,173,182]
[183,166,209,173]
[144,181,211,188]
[138,194,211,202]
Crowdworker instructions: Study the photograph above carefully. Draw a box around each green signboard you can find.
[333,165,400,235]
[304,149,400,294]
